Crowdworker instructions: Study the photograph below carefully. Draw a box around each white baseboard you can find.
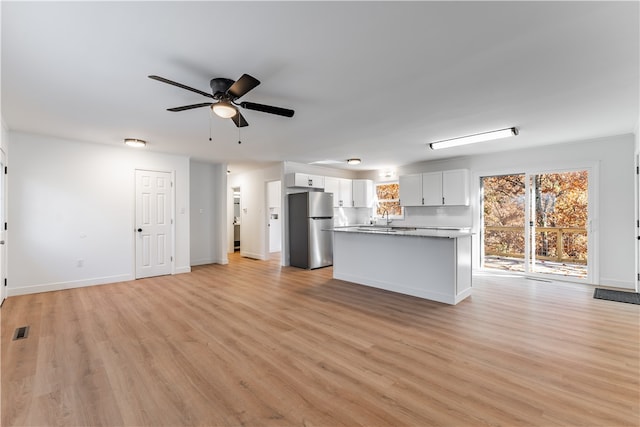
[174,266,191,275]
[7,274,133,297]
[240,251,267,261]
[598,278,635,290]
[191,257,229,266]
[190,258,215,266]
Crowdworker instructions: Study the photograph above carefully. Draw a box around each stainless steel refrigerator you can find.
[288,192,333,269]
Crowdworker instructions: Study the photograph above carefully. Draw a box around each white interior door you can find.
[0,150,6,303]
[135,170,172,279]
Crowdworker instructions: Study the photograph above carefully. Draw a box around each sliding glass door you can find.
[528,171,588,278]
[482,168,592,282]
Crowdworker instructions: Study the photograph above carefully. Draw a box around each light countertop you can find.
[329,225,473,239]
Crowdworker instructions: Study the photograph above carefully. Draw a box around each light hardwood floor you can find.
[2,253,639,426]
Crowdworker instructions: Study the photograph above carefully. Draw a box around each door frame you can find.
[133,169,176,279]
[0,149,6,304]
[636,154,640,292]
[475,160,599,284]
[228,186,241,255]
[264,180,283,261]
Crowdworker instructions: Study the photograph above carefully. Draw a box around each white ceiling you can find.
[2,1,638,173]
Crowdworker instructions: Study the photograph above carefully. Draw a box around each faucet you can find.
[382,209,392,226]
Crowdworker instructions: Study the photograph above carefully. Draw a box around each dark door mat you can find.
[593,288,640,305]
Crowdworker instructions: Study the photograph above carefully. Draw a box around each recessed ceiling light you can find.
[347,158,361,165]
[124,138,146,148]
[429,127,518,150]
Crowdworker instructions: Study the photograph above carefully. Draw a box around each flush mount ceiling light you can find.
[347,158,362,165]
[124,138,146,148]
[429,127,518,150]
[211,101,238,118]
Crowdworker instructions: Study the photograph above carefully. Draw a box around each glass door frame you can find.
[478,161,599,285]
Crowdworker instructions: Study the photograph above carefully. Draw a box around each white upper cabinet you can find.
[442,169,469,206]
[399,174,423,206]
[325,177,352,207]
[422,172,443,206]
[286,173,325,189]
[352,179,374,208]
[399,169,469,206]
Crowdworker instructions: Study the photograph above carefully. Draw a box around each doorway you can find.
[266,180,282,257]
[135,170,173,279]
[232,187,241,252]
[481,168,592,282]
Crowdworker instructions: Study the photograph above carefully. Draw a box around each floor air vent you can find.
[13,326,29,341]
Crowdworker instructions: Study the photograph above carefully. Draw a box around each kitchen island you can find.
[331,226,472,305]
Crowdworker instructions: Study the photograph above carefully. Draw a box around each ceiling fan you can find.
[148,74,294,127]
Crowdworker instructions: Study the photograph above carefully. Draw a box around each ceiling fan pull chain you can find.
[238,123,242,144]
[209,109,213,141]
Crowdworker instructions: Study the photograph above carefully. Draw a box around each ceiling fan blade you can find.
[240,101,295,118]
[231,111,249,128]
[167,103,213,112]
[148,75,214,99]
[227,74,260,99]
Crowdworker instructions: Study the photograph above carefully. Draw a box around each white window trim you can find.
[375,181,404,219]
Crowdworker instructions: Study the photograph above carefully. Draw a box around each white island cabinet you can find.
[332,227,472,305]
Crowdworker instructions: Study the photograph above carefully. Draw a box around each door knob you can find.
[137,228,142,232]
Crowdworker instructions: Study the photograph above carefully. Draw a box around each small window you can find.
[375,182,403,218]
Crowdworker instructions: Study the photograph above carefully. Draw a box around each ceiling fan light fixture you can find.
[212,101,237,118]
[124,138,146,148]
[429,127,518,150]
[347,158,362,165]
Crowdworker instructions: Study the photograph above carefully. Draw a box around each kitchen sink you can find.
[356,227,395,232]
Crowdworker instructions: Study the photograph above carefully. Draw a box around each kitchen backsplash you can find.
[332,205,472,228]
[396,205,473,228]
[333,207,371,226]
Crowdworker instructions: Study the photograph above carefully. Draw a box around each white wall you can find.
[363,134,636,289]
[7,131,191,296]
[190,160,227,266]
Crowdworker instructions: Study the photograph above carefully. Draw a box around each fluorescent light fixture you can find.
[124,138,146,148]
[347,158,361,165]
[309,160,343,165]
[429,127,518,150]
[212,101,237,118]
